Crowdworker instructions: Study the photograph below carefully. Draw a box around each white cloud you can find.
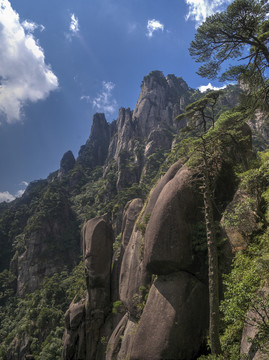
[146,19,164,37]
[22,20,45,33]
[20,181,29,187]
[198,82,227,92]
[0,0,58,124]
[185,0,232,27]
[0,191,15,203]
[0,180,28,203]
[70,13,79,34]
[92,81,118,115]
[80,95,91,102]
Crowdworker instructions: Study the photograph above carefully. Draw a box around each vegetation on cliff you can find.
[0,0,268,358]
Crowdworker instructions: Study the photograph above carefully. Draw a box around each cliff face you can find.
[0,71,263,359]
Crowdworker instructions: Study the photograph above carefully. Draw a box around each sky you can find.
[0,0,233,202]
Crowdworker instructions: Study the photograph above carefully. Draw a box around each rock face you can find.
[121,198,144,249]
[144,166,198,275]
[78,113,115,170]
[129,272,208,360]
[62,158,211,360]
[240,287,269,360]
[16,201,80,296]
[106,162,208,360]
[62,216,113,360]
[59,150,76,177]
[104,71,189,190]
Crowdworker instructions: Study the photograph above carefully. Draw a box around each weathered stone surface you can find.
[119,229,150,318]
[118,161,183,318]
[240,287,269,360]
[69,302,85,330]
[17,209,80,296]
[58,150,76,177]
[7,334,31,360]
[121,198,143,249]
[144,128,174,158]
[116,318,138,360]
[133,71,187,139]
[78,113,114,169]
[221,190,258,253]
[144,166,198,275]
[248,110,269,150]
[144,160,182,216]
[62,321,86,360]
[105,313,129,360]
[83,216,113,288]
[63,216,113,360]
[105,71,189,192]
[129,272,208,360]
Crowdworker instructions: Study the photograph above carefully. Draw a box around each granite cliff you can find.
[0,71,268,360]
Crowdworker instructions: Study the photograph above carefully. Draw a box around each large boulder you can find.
[119,160,183,318]
[129,272,208,360]
[58,150,76,177]
[62,216,113,360]
[119,229,150,319]
[121,198,143,249]
[144,166,200,275]
[62,300,86,360]
[83,216,113,288]
[105,313,129,360]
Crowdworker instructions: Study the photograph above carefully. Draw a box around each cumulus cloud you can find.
[198,82,227,92]
[0,0,58,124]
[22,20,45,33]
[70,13,79,34]
[0,180,28,203]
[185,0,232,27]
[0,191,15,203]
[146,19,164,37]
[92,81,118,115]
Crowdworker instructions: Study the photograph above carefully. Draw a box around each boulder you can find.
[119,161,183,318]
[105,313,129,360]
[144,166,199,275]
[68,302,85,330]
[129,272,208,360]
[119,229,150,318]
[58,150,76,177]
[221,190,258,253]
[83,216,113,288]
[121,198,143,249]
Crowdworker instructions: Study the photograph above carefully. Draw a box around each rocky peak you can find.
[77,113,113,170]
[89,113,110,142]
[58,150,76,178]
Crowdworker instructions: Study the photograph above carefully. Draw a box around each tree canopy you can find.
[189,0,269,80]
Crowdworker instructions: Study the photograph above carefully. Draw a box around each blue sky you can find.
[0,0,233,201]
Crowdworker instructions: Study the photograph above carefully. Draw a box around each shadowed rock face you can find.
[110,162,209,360]
[129,272,208,360]
[62,216,113,360]
[78,113,114,170]
[240,287,269,360]
[83,217,113,289]
[121,199,144,249]
[59,150,76,177]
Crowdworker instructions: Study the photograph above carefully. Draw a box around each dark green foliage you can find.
[0,263,86,358]
[0,180,48,272]
[189,0,269,79]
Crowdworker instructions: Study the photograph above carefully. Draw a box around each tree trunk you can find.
[202,143,222,355]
